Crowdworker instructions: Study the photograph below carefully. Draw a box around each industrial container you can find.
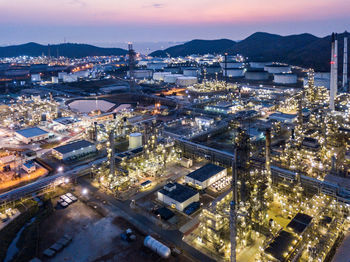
[144,235,171,258]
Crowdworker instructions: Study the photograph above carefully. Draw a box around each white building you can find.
[15,127,49,144]
[157,183,199,211]
[185,163,226,189]
[52,140,96,161]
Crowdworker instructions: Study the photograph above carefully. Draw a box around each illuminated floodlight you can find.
[64,178,70,183]
[58,166,64,172]
[82,188,88,195]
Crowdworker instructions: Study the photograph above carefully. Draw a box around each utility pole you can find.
[230,146,238,262]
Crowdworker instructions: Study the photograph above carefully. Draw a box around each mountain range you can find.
[0,42,127,58]
[1,32,350,72]
[150,32,350,72]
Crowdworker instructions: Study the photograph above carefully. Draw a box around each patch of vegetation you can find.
[14,200,54,262]
[0,204,38,262]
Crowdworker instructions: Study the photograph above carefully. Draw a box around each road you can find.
[78,178,216,262]
[0,154,107,203]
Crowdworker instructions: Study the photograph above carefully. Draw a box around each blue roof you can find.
[16,127,48,138]
[23,161,35,169]
[186,163,225,182]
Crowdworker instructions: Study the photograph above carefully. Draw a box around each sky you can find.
[1,0,350,50]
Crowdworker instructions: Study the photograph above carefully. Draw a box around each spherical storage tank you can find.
[129,132,142,149]
[176,76,198,87]
[273,73,297,84]
[264,63,291,74]
[164,74,183,83]
[144,236,171,258]
[245,68,269,80]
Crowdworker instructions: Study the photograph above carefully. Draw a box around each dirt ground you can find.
[39,199,103,258]
[93,217,192,262]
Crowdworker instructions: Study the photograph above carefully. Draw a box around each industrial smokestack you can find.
[330,33,335,111]
[343,34,348,90]
[334,33,338,96]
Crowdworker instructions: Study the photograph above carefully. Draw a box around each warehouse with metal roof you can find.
[185,163,226,189]
[15,127,49,144]
[157,183,199,211]
[52,140,96,161]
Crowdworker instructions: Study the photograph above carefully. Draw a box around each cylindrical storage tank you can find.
[164,67,180,74]
[249,62,269,69]
[264,64,291,74]
[153,72,170,81]
[129,132,142,149]
[273,73,297,84]
[303,77,330,89]
[52,76,59,84]
[315,72,330,79]
[220,62,243,69]
[223,68,245,78]
[176,76,198,87]
[144,236,171,258]
[245,68,269,80]
[164,74,182,83]
[183,68,200,77]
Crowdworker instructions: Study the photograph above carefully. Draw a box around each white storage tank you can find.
[183,68,200,77]
[249,62,269,69]
[129,132,142,149]
[153,72,170,81]
[245,68,269,80]
[58,72,68,80]
[264,63,291,74]
[273,73,297,84]
[164,74,183,83]
[176,76,198,87]
[220,62,243,69]
[303,73,330,89]
[223,68,245,78]
[31,74,41,82]
[51,76,59,84]
[128,70,153,79]
[147,62,167,70]
[144,236,171,258]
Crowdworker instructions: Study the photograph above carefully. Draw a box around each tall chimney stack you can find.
[334,33,338,96]
[330,33,336,111]
[343,33,348,90]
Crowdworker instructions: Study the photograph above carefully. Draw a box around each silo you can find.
[129,132,142,149]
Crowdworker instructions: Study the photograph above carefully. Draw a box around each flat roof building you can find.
[157,183,199,211]
[185,163,226,189]
[15,127,49,144]
[52,140,96,161]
